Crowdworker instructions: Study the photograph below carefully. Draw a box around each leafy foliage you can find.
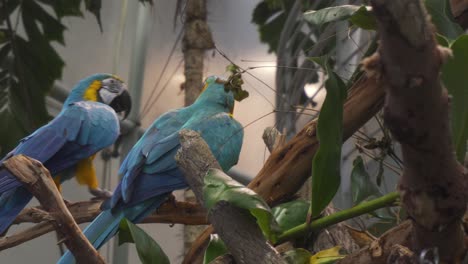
[118,218,170,264]
[272,200,309,232]
[351,156,381,205]
[441,35,468,162]
[283,248,312,264]
[309,58,347,217]
[304,5,375,30]
[310,246,345,264]
[203,168,277,241]
[0,0,150,156]
[224,64,249,102]
[203,234,227,264]
[425,0,463,40]
[251,0,332,53]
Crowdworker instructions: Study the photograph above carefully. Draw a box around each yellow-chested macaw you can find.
[0,73,131,234]
[58,76,244,263]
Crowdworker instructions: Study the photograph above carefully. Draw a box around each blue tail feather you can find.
[0,187,33,234]
[57,194,168,264]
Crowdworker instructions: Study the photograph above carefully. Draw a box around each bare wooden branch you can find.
[0,199,206,251]
[369,0,467,261]
[262,127,286,153]
[2,155,105,263]
[175,130,286,264]
[12,199,206,226]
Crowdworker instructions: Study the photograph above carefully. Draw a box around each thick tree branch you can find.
[175,130,286,264]
[2,155,105,263]
[12,200,206,226]
[0,200,206,251]
[369,0,467,261]
[184,74,385,263]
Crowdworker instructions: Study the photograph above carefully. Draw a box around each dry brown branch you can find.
[337,221,413,264]
[176,130,286,264]
[0,199,206,251]
[2,155,105,263]
[369,0,467,261]
[262,127,286,152]
[183,74,385,263]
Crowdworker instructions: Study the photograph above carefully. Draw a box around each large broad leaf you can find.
[118,218,170,264]
[441,35,468,162]
[283,248,312,264]
[425,0,463,40]
[203,234,228,264]
[0,0,110,156]
[304,5,375,30]
[203,168,277,241]
[310,246,345,264]
[309,58,347,217]
[272,200,309,232]
[351,156,381,205]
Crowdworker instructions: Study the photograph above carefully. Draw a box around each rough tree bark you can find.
[2,155,105,264]
[182,0,214,105]
[182,0,215,253]
[366,0,467,261]
[176,130,286,264]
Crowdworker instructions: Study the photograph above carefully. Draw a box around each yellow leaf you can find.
[310,246,345,264]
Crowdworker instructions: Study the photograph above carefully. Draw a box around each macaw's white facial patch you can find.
[99,77,126,105]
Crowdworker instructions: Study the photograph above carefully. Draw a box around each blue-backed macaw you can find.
[0,73,132,234]
[58,76,244,264]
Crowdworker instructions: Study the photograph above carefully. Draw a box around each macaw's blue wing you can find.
[107,111,243,212]
[0,101,119,234]
[0,101,119,193]
[107,109,189,210]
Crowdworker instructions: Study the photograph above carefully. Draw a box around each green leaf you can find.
[203,234,228,264]
[85,0,103,32]
[203,168,277,241]
[351,156,381,205]
[309,58,347,217]
[310,246,345,264]
[436,33,450,47]
[304,5,374,29]
[348,6,376,30]
[425,0,463,40]
[118,218,170,264]
[38,0,83,17]
[441,35,468,162]
[283,248,312,264]
[272,200,309,232]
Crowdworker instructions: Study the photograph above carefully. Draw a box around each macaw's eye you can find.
[102,78,124,93]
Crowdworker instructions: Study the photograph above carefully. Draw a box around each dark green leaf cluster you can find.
[119,218,170,264]
[224,64,249,102]
[0,0,106,156]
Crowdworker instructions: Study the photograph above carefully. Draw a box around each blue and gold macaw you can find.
[0,73,132,234]
[58,76,244,264]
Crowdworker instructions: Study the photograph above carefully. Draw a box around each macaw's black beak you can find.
[110,89,132,120]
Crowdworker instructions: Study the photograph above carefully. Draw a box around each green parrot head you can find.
[195,76,236,115]
[64,73,132,119]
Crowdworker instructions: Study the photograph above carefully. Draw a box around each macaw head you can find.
[195,76,235,115]
[64,73,132,119]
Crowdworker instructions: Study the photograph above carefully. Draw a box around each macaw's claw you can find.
[89,187,113,199]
